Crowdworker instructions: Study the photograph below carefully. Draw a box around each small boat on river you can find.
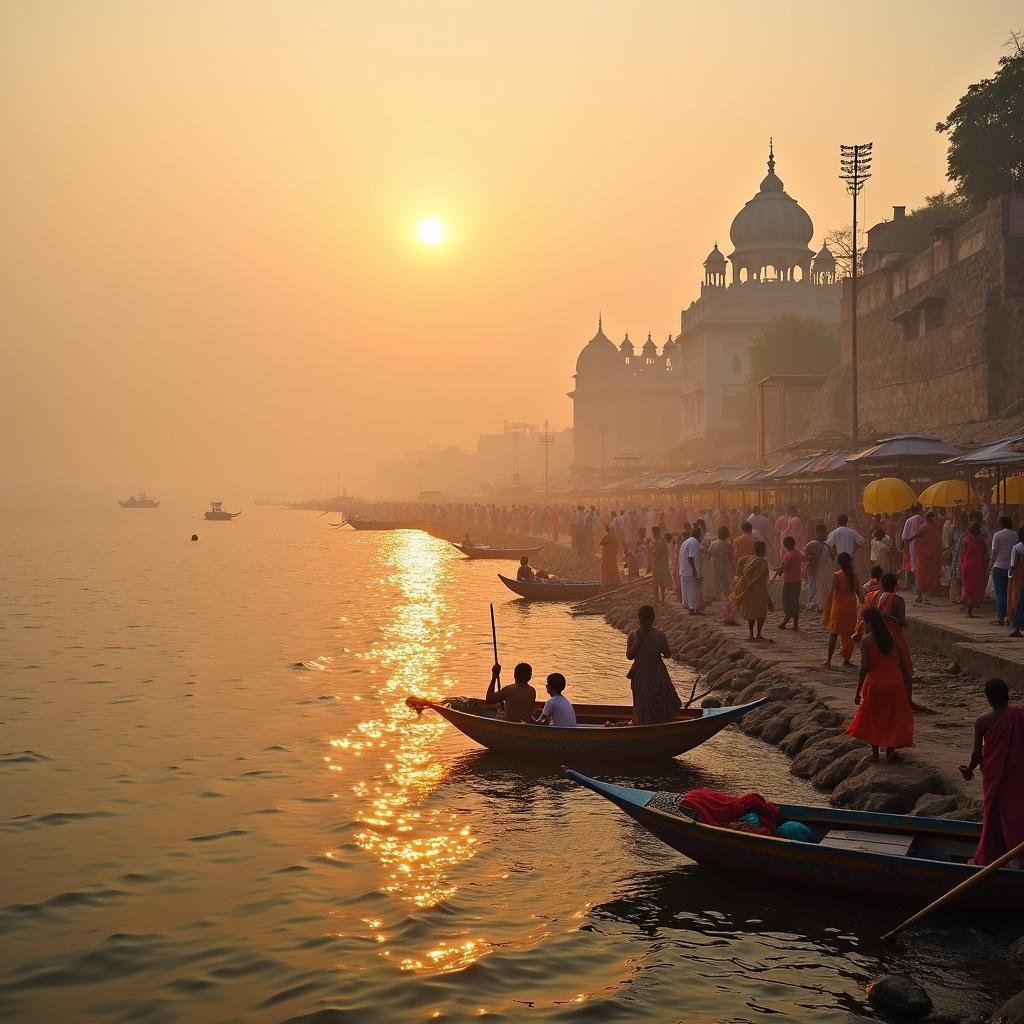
[564,770,1024,912]
[406,697,768,761]
[453,542,545,560]
[119,493,160,508]
[343,515,424,531]
[204,501,242,521]
[497,573,604,600]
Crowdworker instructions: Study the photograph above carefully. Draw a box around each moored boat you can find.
[564,770,1024,912]
[204,501,242,521]
[406,697,768,760]
[497,573,604,600]
[343,515,424,531]
[452,542,545,559]
[119,493,160,508]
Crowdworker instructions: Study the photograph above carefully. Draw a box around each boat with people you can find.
[497,573,604,600]
[204,501,242,521]
[406,697,768,760]
[118,493,160,508]
[343,515,424,531]
[452,542,545,560]
[564,770,1024,912]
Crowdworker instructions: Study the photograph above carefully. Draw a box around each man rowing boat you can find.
[484,662,537,723]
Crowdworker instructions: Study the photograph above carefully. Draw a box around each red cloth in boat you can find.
[846,644,914,749]
[976,705,1024,866]
[678,788,781,835]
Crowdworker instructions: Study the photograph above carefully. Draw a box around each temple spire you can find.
[768,137,775,175]
[598,312,602,332]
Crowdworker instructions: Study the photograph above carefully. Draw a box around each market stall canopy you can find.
[862,477,918,514]
[918,480,979,506]
[941,435,1024,467]
[847,435,962,464]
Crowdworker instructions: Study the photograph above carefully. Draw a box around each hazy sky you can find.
[2,1,1019,496]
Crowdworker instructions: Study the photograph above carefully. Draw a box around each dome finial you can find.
[768,137,775,175]
[598,311,602,331]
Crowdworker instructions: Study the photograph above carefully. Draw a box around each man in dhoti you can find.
[901,502,925,591]
[960,678,1024,866]
[679,525,704,615]
[804,522,834,612]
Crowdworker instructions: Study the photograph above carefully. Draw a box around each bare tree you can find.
[820,224,864,279]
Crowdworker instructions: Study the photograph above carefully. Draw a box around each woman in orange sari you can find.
[848,607,914,761]
[825,552,862,669]
[912,511,942,604]
[875,572,914,677]
[854,565,884,641]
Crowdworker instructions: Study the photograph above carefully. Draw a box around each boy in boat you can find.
[484,662,537,723]
[959,678,1024,866]
[517,556,536,582]
[536,672,577,728]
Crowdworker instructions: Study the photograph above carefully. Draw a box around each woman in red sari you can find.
[959,521,989,618]
[848,607,915,761]
[912,511,942,604]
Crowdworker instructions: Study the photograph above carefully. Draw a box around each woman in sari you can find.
[912,511,942,604]
[626,605,682,724]
[825,552,863,669]
[731,540,771,642]
[709,526,736,624]
[699,521,718,604]
[804,523,834,612]
[847,607,915,762]
[959,521,989,618]
[948,510,969,604]
[875,572,914,677]
[599,526,620,588]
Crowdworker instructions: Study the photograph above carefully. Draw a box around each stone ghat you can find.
[594,583,981,821]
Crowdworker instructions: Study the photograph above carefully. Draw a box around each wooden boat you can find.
[343,515,423,531]
[119,493,160,508]
[407,697,769,760]
[497,573,604,600]
[204,501,241,521]
[452,542,544,559]
[564,770,1024,912]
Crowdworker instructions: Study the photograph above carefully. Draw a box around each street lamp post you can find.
[538,419,556,500]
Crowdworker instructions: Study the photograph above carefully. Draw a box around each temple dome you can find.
[813,242,837,268]
[619,332,634,355]
[729,143,814,257]
[575,320,620,377]
[641,332,657,356]
[703,243,727,268]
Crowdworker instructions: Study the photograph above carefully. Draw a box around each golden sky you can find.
[1,0,1018,496]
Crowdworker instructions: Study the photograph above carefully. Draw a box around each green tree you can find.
[748,313,840,381]
[937,48,1024,206]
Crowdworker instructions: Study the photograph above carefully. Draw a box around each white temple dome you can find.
[729,143,814,256]
[703,243,727,268]
[575,320,620,376]
[813,242,837,268]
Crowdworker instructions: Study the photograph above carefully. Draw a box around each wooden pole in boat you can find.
[489,603,499,665]
[881,837,1024,941]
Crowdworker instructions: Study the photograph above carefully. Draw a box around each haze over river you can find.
[0,502,1014,1023]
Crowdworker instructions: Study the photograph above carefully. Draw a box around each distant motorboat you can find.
[119,493,160,508]
[204,501,242,521]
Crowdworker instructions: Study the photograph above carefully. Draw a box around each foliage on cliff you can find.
[748,314,840,381]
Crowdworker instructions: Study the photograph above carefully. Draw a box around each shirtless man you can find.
[484,662,537,723]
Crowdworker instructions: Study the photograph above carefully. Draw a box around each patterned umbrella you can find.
[862,477,917,514]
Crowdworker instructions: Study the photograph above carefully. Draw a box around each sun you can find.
[417,218,446,245]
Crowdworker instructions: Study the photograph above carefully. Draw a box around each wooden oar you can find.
[570,577,651,613]
[881,837,1024,941]
[489,603,499,665]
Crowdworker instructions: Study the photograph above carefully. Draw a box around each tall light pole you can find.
[538,419,556,500]
[839,142,872,448]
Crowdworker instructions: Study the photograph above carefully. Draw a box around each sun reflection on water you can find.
[327,531,486,970]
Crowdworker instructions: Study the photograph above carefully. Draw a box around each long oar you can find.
[881,837,1024,941]
[571,577,650,613]
[489,603,499,665]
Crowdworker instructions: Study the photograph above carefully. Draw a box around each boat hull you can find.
[345,517,423,531]
[119,501,160,508]
[565,770,1024,912]
[453,543,545,559]
[421,698,768,761]
[497,573,604,600]
[204,511,241,520]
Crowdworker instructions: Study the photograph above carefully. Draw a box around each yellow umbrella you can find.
[918,480,979,507]
[991,477,1024,503]
[862,477,917,515]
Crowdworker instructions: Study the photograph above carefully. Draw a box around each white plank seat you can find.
[819,829,915,856]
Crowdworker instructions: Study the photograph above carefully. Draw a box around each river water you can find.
[0,501,1014,1023]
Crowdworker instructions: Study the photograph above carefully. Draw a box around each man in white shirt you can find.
[747,506,769,542]
[538,672,576,727]
[679,525,704,614]
[991,515,1018,625]
[826,513,866,558]
[901,502,926,588]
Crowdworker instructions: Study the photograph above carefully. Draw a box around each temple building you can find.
[570,143,841,468]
